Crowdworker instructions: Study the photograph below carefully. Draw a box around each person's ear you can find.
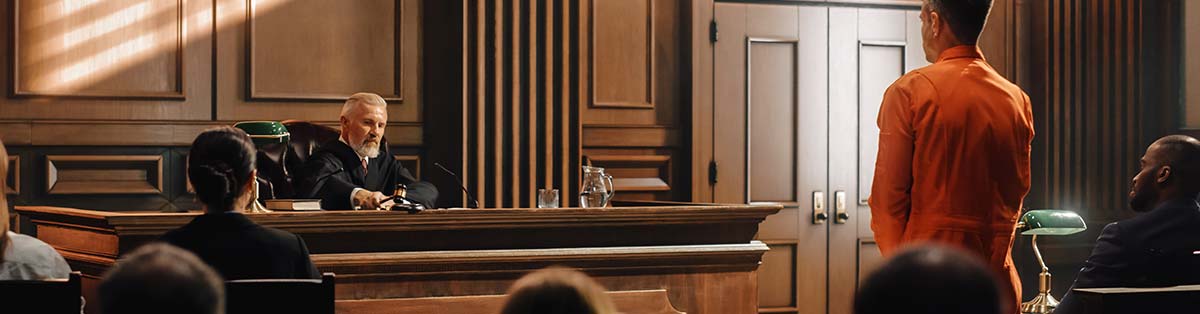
[245,169,258,194]
[929,11,942,38]
[1156,165,1172,185]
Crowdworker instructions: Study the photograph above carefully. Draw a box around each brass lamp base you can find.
[1022,234,1057,314]
[1020,291,1058,314]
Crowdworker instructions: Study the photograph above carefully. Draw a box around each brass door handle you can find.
[834,191,849,224]
[812,191,827,224]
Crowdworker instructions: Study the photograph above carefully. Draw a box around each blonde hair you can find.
[340,92,388,118]
[500,267,617,314]
[0,141,9,261]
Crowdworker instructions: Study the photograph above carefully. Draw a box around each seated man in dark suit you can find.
[294,92,437,210]
[162,127,320,280]
[1056,135,1200,314]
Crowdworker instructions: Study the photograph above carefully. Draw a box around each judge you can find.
[295,92,438,210]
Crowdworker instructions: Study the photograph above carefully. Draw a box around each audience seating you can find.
[226,272,335,314]
[0,271,82,313]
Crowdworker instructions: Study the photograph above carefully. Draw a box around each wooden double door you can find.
[709,3,926,314]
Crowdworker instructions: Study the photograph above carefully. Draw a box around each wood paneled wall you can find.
[2,0,426,211]
[431,0,690,208]
[1015,0,1182,299]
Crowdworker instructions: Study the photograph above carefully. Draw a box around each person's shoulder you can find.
[6,232,59,259]
[252,225,306,249]
[3,232,69,275]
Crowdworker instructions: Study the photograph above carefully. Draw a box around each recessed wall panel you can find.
[13,0,184,98]
[248,0,402,101]
[748,41,797,203]
[591,0,653,108]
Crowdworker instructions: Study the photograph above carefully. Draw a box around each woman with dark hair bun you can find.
[160,127,319,280]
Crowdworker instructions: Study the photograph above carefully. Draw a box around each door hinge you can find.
[709,20,718,43]
[708,160,719,184]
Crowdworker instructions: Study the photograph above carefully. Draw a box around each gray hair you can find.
[340,92,388,118]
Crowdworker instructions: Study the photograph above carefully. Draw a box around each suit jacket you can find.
[868,45,1033,310]
[1055,198,1200,314]
[294,140,437,209]
[160,212,319,280]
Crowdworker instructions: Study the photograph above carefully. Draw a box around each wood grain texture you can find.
[0,0,213,120]
[214,0,421,122]
[248,0,405,101]
[12,0,185,98]
[590,0,654,109]
[586,154,671,194]
[19,204,779,314]
[582,126,680,147]
[44,155,163,195]
[460,0,584,208]
[336,289,685,314]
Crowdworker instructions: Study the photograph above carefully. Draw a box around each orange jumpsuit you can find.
[868,45,1033,310]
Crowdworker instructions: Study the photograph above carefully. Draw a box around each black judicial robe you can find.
[294,140,438,210]
[1055,198,1200,314]
[161,212,320,280]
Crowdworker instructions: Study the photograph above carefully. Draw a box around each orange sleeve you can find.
[869,76,917,257]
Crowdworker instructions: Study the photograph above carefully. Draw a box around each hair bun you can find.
[192,162,238,209]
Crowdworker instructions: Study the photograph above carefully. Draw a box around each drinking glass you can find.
[537,188,560,208]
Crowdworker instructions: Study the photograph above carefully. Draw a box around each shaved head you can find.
[1130,135,1200,212]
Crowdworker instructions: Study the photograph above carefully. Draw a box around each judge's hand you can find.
[354,190,387,210]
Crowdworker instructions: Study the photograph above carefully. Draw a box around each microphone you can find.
[434,162,480,208]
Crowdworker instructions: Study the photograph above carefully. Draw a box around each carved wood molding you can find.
[246,0,404,102]
[17,204,781,236]
[336,289,685,314]
[312,242,769,275]
[9,0,186,99]
[589,0,655,109]
[45,155,164,195]
[0,120,422,146]
[582,126,679,148]
[5,155,17,194]
[586,154,670,192]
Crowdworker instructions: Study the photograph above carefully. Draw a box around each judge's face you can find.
[340,103,387,158]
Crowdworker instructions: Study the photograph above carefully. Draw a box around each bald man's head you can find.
[1130,135,1200,212]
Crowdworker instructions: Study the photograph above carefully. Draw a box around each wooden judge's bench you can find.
[14,201,779,314]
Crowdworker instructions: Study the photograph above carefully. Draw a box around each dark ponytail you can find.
[188,127,256,212]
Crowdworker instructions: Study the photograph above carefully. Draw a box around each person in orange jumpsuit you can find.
[868,0,1033,312]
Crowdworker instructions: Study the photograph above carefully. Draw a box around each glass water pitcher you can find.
[579,166,615,208]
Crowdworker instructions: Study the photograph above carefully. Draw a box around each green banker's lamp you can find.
[233,121,291,147]
[232,121,291,213]
[1017,209,1087,314]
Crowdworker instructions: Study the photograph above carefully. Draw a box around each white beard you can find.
[353,141,381,158]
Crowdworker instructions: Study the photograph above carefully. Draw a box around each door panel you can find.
[714,3,915,314]
[713,3,747,205]
[748,41,798,203]
[714,3,828,314]
[829,7,925,314]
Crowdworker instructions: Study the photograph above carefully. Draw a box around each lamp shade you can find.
[1019,210,1087,236]
[233,121,290,147]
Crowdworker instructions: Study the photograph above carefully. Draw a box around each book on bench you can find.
[265,199,322,211]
